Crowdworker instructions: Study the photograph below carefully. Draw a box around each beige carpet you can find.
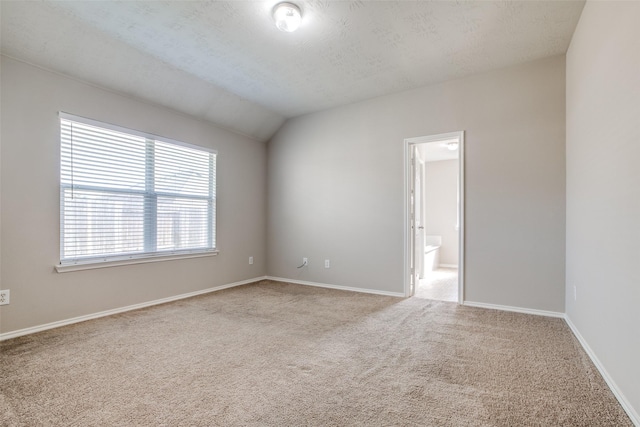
[0,280,632,426]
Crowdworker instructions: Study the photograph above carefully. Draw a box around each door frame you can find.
[414,150,426,281]
[403,131,465,303]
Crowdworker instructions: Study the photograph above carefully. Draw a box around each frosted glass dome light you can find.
[273,2,302,33]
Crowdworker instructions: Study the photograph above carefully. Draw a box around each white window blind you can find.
[60,113,216,266]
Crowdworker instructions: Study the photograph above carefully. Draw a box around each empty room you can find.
[1,1,638,425]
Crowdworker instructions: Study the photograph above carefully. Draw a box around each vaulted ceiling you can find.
[1,1,585,141]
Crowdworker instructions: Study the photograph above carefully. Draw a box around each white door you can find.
[409,146,426,296]
[408,147,416,296]
[414,153,426,280]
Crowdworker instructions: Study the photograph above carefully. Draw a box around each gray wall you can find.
[566,1,640,418]
[268,55,566,311]
[0,57,267,334]
[424,159,458,266]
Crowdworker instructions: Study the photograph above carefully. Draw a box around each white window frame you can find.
[56,112,218,273]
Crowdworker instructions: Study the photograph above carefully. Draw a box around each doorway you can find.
[404,131,464,303]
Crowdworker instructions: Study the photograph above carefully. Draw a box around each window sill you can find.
[55,250,219,273]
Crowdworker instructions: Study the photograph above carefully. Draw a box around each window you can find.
[59,113,217,267]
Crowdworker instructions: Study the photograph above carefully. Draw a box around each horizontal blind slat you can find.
[60,115,216,264]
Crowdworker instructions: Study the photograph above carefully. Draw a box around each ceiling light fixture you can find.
[273,2,302,33]
[447,142,459,151]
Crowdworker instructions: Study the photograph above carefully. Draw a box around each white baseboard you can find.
[564,315,640,426]
[462,300,565,318]
[0,276,267,341]
[266,276,405,297]
[439,264,458,269]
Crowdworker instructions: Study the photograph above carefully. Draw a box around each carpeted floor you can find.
[0,280,632,426]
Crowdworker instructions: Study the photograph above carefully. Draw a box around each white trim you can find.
[439,264,458,269]
[404,131,465,302]
[404,142,413,298]
[266,276,405,298]
[457,132,465,305]
[55,250,219,273]
[463,301,565,318]
[0,276,267,341]
[564,316,640,426]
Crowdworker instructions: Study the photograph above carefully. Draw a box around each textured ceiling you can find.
[1,1,585,141]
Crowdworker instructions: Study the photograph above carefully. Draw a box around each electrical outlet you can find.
[573,285,577,301]
[324,259,330,268]
[0,290,10,306]
[303,257,308,266]
[249,256,254,265]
